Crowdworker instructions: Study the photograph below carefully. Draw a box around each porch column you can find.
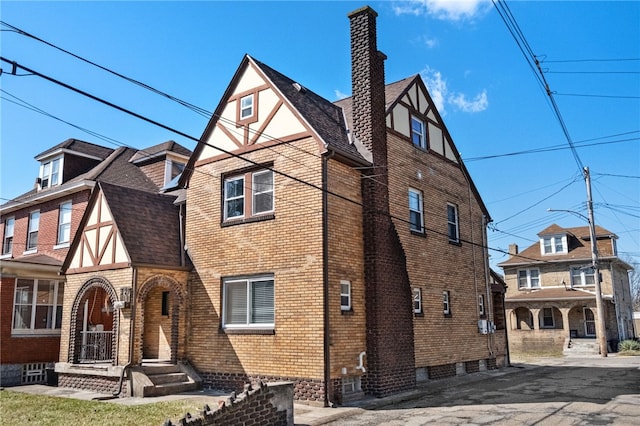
[505,309,514,330]
[531,308,540,330]
[560,308,571,338]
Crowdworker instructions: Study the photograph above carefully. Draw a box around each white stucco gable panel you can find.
[197,61,308,163]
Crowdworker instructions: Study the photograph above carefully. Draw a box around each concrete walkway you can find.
[6,355,640,425]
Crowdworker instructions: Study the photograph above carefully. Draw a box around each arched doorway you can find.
[69,277,118,364]
[138,276,184,363]
[513,307,533,330]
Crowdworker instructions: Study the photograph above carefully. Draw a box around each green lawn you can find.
[0,389,206,426]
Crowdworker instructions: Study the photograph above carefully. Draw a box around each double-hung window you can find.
[447,203,459,243]
[478,294,485,316]
[413,288,422,314]
[408,188,424,233]
[26,210,40,252]
[571,266,595,286]
[411,115,426,149]
[240,94,254,120]
[12,279,64,334]
[57,201,72,246]
[340,280,352,311]
[518,268,540,289]
[542,307,555,328]
[541,235,567,254]
[2,217,15,256]
[443,291,451,316]
[224,169,274,222]
[223,276,274,329]
[40,157,61,189]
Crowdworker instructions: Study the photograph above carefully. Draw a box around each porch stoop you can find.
[564,338,600,356]
[130,362,202,397]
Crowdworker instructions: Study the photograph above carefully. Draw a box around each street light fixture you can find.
[548,167,608,357]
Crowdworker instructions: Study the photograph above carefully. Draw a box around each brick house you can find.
[0,139,189,386]
[499,223,635,356]
[179,6,507,405]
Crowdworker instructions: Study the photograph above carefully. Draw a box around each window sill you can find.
[341,308,354,316]
[414,312,424,317]
[53,243,70,250]
[448,239,461,246]
[410,230,426,238]
[22,249,37,255]
[11,330,62,337]
[444,313,452,318]
[0,253,12,260]
[222,213,275,227]
[222,328,275,335]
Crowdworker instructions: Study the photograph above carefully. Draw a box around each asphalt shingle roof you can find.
[499,224,618,266]
[35,138,114,160]
[99,182,184,267]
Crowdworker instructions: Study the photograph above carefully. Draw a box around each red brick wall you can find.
[0,276,61,364]
[0,190,89,259]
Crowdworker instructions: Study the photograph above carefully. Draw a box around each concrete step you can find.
[148,372,189,386]
[147,380,199,397]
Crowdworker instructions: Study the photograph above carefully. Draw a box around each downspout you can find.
[179,202,186,268]
[112,267,137,397]
[481,215,494,357]
[322,150,334,408]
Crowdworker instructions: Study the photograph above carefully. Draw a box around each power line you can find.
[1,55,565,266]
[542,58,640,63]
[555,92,640,99]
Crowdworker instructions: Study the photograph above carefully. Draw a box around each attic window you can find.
[40,157,62,189]
[541,235,567,255]
[240,94,254,120]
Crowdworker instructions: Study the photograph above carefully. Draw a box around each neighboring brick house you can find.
[0,139,189,387]
[499,224,635,356]
[179,6,506,405]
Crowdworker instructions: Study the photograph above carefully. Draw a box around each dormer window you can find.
[541,235,567,255]
[40,157,62,189]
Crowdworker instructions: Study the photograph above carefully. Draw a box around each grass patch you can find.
[0,389,207,426]
[617,350,640,357]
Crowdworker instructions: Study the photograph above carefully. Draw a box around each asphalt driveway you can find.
[325,355,640,425]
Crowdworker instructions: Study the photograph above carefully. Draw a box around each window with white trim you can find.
[223,276,274,328]
[518,268,540,289]
[542,307,555,328]
[443,290,451,315]
[57,201,72,246]
[340,280,351,311]
[12,279,64,333]
[26,210,40,252]
[571,266,595,286]
[223,170,274,221]
[408,188,424,233]
[40,157,62,189]
[447,203,459,243]
[478,294,485,316]
[2,217,15,255]
[413,288,422,314]
[541,235,567,254]
[240,94,254,120]
[411,116,426,149]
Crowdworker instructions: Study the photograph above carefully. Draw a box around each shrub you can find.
[618,339,640,352]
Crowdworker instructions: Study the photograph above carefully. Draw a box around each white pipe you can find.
[356,351,366,373]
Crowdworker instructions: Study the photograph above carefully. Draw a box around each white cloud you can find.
[393,0,493,22]
[420,66,488,114]
[423,36,438,48]
[420,67,448,113]
[449,90,488,113]
[334,89,349,100]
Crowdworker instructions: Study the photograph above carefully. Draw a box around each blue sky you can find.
[1,1,639,272]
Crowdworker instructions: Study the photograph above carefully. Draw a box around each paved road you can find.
[325,356,640,425]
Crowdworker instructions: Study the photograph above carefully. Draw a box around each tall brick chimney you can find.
[348,6,416,398]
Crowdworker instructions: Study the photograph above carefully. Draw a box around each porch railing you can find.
[79,330,113,362]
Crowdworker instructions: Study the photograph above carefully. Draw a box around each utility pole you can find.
[585,166,608,357]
